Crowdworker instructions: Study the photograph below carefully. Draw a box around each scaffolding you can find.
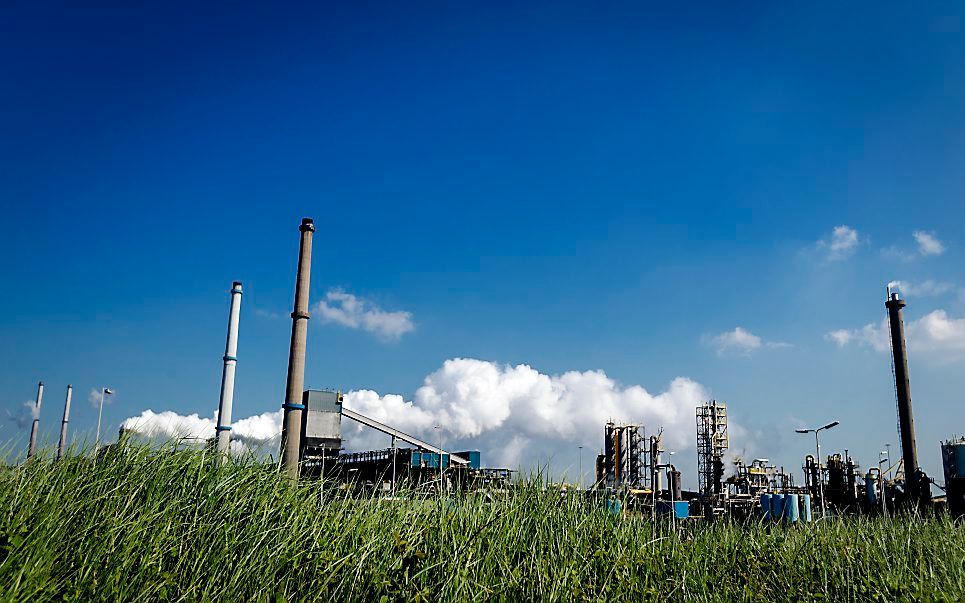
[696,400,729,497]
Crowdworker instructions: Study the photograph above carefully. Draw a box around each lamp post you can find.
[578,445,584,489]
[795,420,839,519]
[879,450,889,518]
[95,387,114,452]
[668,451,677,531]
[434,425,444,496]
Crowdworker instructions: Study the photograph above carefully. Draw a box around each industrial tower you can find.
[696,400,728,497]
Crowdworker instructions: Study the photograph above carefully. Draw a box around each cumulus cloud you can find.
[817,225,860,260]
[827,309,965,354]
[120,409,283,454]
[913,231,945,256]
[882,231,946,260]
[119,358,721,472]
[703,327,791,356]
[314,290,414,341]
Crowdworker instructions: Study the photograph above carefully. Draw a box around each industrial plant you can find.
[19,218,965,523]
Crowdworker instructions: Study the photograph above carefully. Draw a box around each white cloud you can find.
[913,231,945,256]
[119,358,723,472]
[827,309,965,354]
[254,308,280,320]
[882,231,946,260]
[825,329,854,347]
[887,280,955,298]
[314,290,414,341]
[5,400,38,429]
[817,225,860,260]
[703,327,790,356]
[120,409,283,454]
[88,388,115,408]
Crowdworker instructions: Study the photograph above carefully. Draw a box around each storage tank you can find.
[802,494,812,522]
[760,493,772,520]
[942,437,965,518]
[771,493,785,521]
[786,494,800,523]
[865,471,878,508]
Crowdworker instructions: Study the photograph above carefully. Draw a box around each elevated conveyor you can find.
[341,407,469,465]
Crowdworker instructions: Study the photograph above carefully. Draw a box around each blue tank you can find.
[801,494,812,522]
[785,494,800,523]
[865,472,878,507]
[771,493,784,520]
[760,493,771,519]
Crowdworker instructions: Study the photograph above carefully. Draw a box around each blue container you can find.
[786,494,800,523]
[760,493,772,520]
[606,498,622,515]
[865,473,878,507]
[771,493,785,520]
[801,494,812,522]
[655,501,689,519]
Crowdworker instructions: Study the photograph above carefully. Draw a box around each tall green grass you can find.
[2,444,963,602]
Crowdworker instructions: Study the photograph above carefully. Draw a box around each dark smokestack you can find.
[885,290,922,496]
[280,218,315,479]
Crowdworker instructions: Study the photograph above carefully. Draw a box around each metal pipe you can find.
[215,281,243,463]
[885,292,920,488]
[280,218,315,480]
[27,381,44,460]
[57,385,72,460]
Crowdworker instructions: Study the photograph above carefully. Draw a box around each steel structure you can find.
[696,400,728,497]
[601,422,649,488]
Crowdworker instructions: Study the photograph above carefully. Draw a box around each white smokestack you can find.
[214,281,243,462]
[27,381,43,460]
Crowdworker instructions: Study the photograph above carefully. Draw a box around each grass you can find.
[2,444,964,602]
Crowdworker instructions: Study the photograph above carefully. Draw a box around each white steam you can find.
[119,358,717,470]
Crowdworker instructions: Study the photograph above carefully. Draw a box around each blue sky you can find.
[2,2,964,484]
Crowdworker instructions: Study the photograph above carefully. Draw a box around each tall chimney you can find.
[280,218,315,479]
[886,291,920,487]
[214,281,243,463]
[27,381,44,460]
[57,384,72,460]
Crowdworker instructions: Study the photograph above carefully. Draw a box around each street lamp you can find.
[578,446,584,489]
[795,420,839,519]
[434,425,444,496]
[667,451,677,531]
[878,450,889,518]
[95,387,114,452]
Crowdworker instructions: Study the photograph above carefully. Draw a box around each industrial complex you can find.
[22,217,965,523]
